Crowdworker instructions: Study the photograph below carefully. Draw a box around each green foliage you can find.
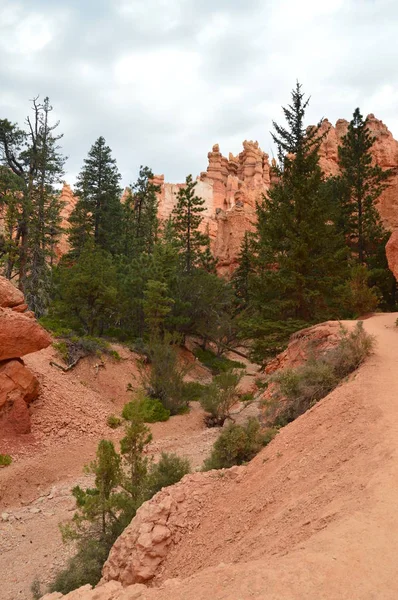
[171,174,208,273]
[270,322,374,425]
[49,537,112,595]
[107,415,122,429]
[238,83,347,358]
[143,279,174,339]
[240,392,254,403]
[0,453,12,466]
[51,405,190,595]
[337,109,392,266]
[54,246,118,336]
[53,341,69,363]
[123,395,170,423]
[0,98,65,313]
[333,108,395,309]
[140,337,189,415]
[69,137,122,256]
[203,419,275,471]
[52,334,115,366]
[145,452,190,499]
[200,370,243,426]
[121,166,160,258]
[39,316,73,337]
[194,347,245,375]
[232,232,254,310]
[181,380,208,402]
[338,265,381,317]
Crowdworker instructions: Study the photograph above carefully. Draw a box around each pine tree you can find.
[143,279,174,339]
[246,83,347,357]
[122,166,160,258]
[199,226,217,273]
[337,108,392,266]
[0,97,65,313]
[171,174,208,273]
[232,232,253,309]
[69,137,122,256]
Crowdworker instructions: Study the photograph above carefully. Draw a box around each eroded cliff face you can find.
[54,115,398,275]
[318,115,398,230]
[156,140,272,275]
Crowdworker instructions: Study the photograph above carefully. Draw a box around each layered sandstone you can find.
[0,277,51,435]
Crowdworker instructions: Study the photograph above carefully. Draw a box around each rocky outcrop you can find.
[0,308,51,361]
[386,230,398,282]
[155,140,270,275]
[101,468,244,586]
[265,321,343,375]
[0,276,24,308]
[0,277,51,435]
[318,115,398,230]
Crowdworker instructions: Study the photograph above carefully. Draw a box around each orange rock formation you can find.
[54,115,398,276]
[0,277,51,435]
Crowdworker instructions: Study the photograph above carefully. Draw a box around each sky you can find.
[1,0,398,186]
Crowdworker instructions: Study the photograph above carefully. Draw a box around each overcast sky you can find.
[1,0,397,186]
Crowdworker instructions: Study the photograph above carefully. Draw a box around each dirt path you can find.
[142,313,398,599]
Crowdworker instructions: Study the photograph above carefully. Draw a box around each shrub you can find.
[140,338,189,415]
[145,452,190,498]
[107,415,122,429]
[30,578,42,600]
[52,335,119,366]
[338,266,381,317]
[194,348,245,375]
[123,396,170,423]
[0,454,12,467]
[181,381,209,402]
[240,392,254,403]
[200,370,243,426]
[39,316,73,338]
[203,419,276,470]
[270,321,375,426]
[49,536,112,595]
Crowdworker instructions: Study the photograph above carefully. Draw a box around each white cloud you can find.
[1,0,398,185]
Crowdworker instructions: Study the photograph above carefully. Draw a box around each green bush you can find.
[0,454,12,467]
[200,370,242,426]
[145,452,190,498]
[194,348,245,375]
[39,316,73,338]
[49,420,189,595]
[240,392,254,403]
[338,266,381,317]
[203,419,276,471]
[270,321,375,426]
[140,338,189,415]
[107,415,122,429]
[123,395,170,423]
[49,536,112,595]
[181,380,209,402]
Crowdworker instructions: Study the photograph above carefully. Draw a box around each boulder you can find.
[386,230,398,281]
[0,359,40,434]
[0,307,51,361]
[0,276,24,308]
